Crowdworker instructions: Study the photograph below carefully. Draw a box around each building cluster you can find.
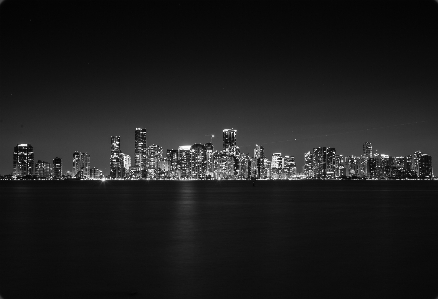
[4,129,434,180]
[108,128,297,180]
[303,142,433,180]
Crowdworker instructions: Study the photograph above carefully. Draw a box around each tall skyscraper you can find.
[166,149,179,179]
[419,154,432,179]
[110,136,122,179]
[73,152,91,179]
[223,128,237,152]
[53,157,62,179]
[178,145,191,179]
[312,147,336,179]
[363,142,372,158]
[135,128,147,172]
[204,143,214,177]
[147,144,163,179]
[13,144,34,177]
[190,143,207,179]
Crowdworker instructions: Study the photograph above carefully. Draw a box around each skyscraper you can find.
[53,157,62,179]
[178,145,191,179]
[73,152,90,179]
[190,143,207,179]
[13,144,34,177]
[223,128,237,152]
[147,144,163,179]
[135,128,147,173]
[363,142,372,158]
[110,136,122,179]
[419,154,432,179]
[312,147,336,179]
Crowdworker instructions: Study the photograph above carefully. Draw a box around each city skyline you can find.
[5,128,434,180]
[1,0,438,175]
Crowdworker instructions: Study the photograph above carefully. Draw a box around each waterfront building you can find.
[411,151,422,177]
[419,154,432,179]
[119,153,131,178]
[35,160,51,178]
[178,145,191,179]
[166,149,179,179]
[223,128,237,153]
[304,151,313,178]
[312,147,336,179]
[13,144,34,177]
[147,144,163,179]
[90,167,103,179]
[53,157,62,179]
[283,156,296,179]
[73,152,90,179]
[204,143,214,178]
[190,143,207,179]
[254,144,265,179]
[363,142,372,158]
[134,128,147,174]
[271,153,283,179]
[178,145,192,179]
[110,136,122,179]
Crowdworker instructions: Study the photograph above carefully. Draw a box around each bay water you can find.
[1,181,438,298]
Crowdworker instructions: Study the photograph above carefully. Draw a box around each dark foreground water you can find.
[1,181,438,299]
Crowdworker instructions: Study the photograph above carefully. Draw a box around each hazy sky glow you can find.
[1,0,438,175]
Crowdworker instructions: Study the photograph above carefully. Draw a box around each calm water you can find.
[1,181,438,299]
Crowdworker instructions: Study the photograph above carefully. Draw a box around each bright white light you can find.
[101,178,106,182]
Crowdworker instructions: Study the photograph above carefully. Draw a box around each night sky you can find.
[1,0,438,175]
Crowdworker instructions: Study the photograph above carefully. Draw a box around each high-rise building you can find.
[53,157,62,179]
[204,143,214,177]
[419,154,432,179]
[119,153,131,178]
[178,145,191,179]
[223,129,237,152]
[166,149,179,179]
[13,144,34,177]
[90,167,103,179]
[190,143,207,179]
[304,151,313,178]
[254,144,265,179]
[110,136,122,179]
[363,142,372,158]
[312,147,336,179]
[73,152,91,179]
[283,156,296,179]
[135,128,147,173]
[147,144,163,179]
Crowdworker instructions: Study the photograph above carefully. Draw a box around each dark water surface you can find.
[1,181,438,299]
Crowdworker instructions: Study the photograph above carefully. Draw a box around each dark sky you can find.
[1,0,438,175]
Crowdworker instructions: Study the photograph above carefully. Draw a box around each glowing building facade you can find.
[13,144,34,177]
[110,136,122,179]
[223,129,237,153]
[190,143,207,179]
[73,151,90,179]
[35,160,51,178]
[135,128,147,174]
[147,144,163,179]
[178,145,191,179]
